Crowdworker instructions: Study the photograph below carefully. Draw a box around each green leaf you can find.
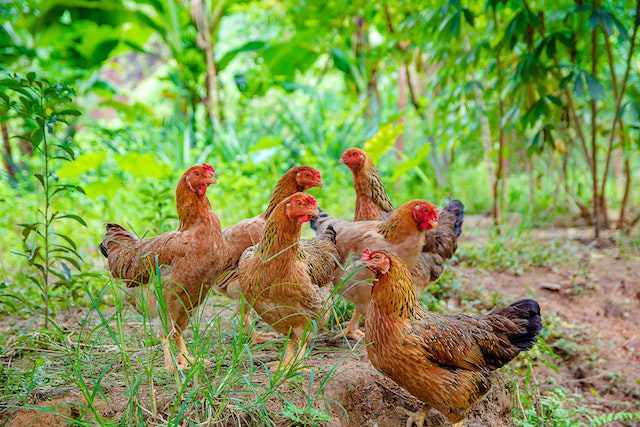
[584,72,604,100]
[392,143,433,182]
[218,40,266,71]
[250,136,283,152]
[57,214,87,227]
[57,108,82,117]
[116,152,172,179]
[463,8,475,27]
[363,123,404,163]
[57,151,107,179]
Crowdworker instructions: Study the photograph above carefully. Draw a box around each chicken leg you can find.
[243,311,277,344]
[335,308,365,340]
[399,407,429,427]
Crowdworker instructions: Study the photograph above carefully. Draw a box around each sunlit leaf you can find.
[363,123,404,163]
[57,151,107,178]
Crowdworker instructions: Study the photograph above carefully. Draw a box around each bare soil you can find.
[1,223,639,426]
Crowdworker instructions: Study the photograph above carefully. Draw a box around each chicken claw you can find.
[251,330,277,344]
[399,407,430,427]
[335,326,365,341]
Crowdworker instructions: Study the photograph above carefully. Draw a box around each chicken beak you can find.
[310,207,320,217]
[429,220,438,229]
[338,157,346,165]
[207,176,218,185]
[316,179,324,189]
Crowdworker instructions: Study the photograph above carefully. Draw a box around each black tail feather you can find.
[320,225,337,245]
[310,208,329,232]
[444,199,465,239]
[507,299,542,351]
[99,242,108,258]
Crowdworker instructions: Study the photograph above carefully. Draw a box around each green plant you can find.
[1,71,84,328]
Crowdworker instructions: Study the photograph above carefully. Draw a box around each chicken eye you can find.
[194,171,200,176]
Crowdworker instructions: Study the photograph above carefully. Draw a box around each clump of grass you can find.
[458,227,571,274]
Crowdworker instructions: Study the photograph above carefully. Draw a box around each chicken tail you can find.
[493,299,542,352]
[310,208,347,237]
[309,208,328,232]
[443,199,465,239]
[422,199,465,260]
[99,242,108,258]
[315,225,337,245]
[100,223,142,284]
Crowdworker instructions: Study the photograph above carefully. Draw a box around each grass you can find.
[0,275,353,426]
[2,226,639,425]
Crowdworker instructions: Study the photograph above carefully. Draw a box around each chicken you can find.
[238,193,339,369]
[215,165,323,298]
[215,166,323,343]
[311,199,439,340]
[362,249,542,427]
[338,147,464,289]
[100,164,227,371]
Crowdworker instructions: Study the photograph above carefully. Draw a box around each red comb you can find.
[363,248,372,257]
[306,195,317,205]
[202,164,215,173]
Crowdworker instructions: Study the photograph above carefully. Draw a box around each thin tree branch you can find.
[600,2,639,204]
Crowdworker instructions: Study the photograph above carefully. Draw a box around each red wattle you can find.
[298,214,311,223]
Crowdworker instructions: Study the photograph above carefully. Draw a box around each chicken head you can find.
[294,166,323,189]
[285,193,319,223]
[412,202,439,231]
[339,147,366,169]
[361,248,391,277]
[183,163,217,197]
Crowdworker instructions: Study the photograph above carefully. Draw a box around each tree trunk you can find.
[590,6,601,238]
[527,155,535,220]
[475,86,497,222]
[396,62,407,158]
[1,119,16,183]
[191,0,223,126]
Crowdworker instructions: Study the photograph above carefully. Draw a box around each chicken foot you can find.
[269,332,311,372]
[335,307,365,340]
[399,407,430,427]
[161,332,193,371]
[242,311,277,344]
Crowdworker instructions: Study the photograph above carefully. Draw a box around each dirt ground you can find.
[2,222,639,426]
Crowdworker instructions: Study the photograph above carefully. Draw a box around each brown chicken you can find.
[216,165,323,298]
[238,193,339,369]
[100,164,227,370]
[362,249,542,427]
[216,166,323,343]
[339,147,464,288]
[311,200,439,340]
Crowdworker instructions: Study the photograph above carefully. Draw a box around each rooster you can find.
[362,249,542,427]
[338,147,464,288]
[100,164,227,370]
[312,199,439,340]
[238,193,339,369]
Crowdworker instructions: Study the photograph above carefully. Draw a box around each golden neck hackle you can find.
[256,207,302,263]
[377,202,421,243]
[370,257,418,319]
[262,170,303,219]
